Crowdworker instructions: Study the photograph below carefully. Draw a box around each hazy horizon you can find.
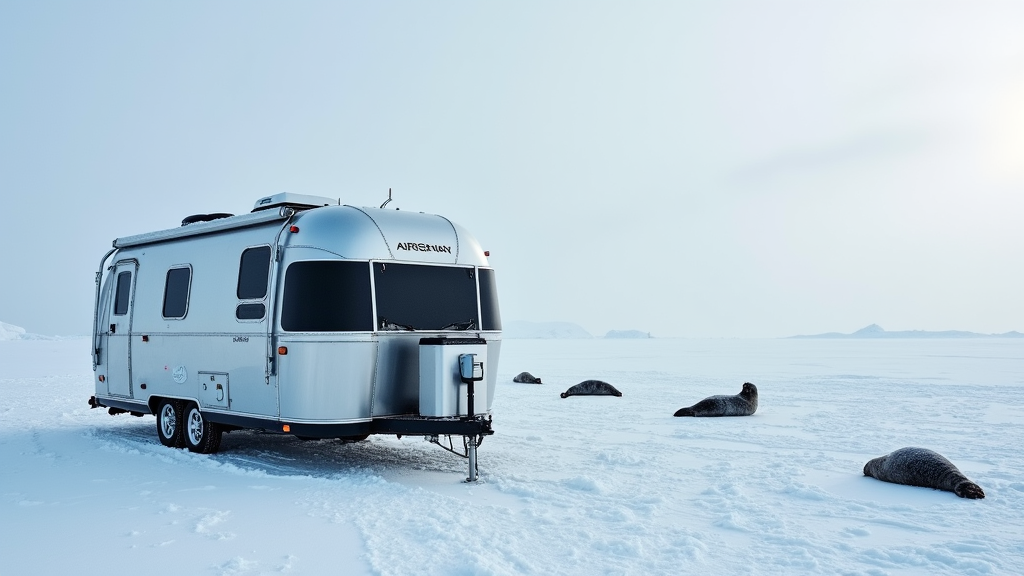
[3,1,1022,338]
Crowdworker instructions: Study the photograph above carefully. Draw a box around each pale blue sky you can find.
[2,1,1022,337]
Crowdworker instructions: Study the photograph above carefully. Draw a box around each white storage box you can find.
[419,337,487,417]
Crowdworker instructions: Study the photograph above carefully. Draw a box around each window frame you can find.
[280,260,374,332]
[162,265,193,320]
[235,302,267,321]
[477,267,501,331]
[113,271,132,316]
[372,261,480,331]
[235,245,272,323]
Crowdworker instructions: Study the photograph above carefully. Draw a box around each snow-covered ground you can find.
[1,337,1022,576]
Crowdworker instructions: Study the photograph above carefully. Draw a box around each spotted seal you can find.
[863,447,985,499]
[560,380,622,398]
[513,371,543,384]
[673,382,758,417]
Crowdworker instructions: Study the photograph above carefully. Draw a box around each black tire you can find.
[183,402,222,454]
[156,399,185,448]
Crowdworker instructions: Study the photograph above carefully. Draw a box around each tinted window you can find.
[478,268,501,330]
[163,267,192,318]
[237,246,271,299]
[236,303,266,320]
[374,263,478,331]
[282,261,372,331]
[114,271,132,316]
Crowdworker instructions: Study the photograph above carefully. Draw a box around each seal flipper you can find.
[955,480,986,499]
[673,407,695,417]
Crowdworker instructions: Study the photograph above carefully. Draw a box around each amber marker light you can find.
[283,425,291,432]
[278,346,288,355]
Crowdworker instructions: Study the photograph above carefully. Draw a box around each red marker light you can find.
[484,250,490,257]
[278,346,288,355]
[98,375,105,382]
[289,225,299,233]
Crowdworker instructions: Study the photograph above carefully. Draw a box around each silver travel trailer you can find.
[89,193,501,480]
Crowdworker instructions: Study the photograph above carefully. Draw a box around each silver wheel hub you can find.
[187,409,203,444]
[160,404,176,437]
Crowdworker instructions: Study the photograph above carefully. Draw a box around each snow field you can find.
[1,337,1022,575]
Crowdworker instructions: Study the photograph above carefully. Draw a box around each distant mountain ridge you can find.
[503,321,653,339]
[790,324,1024,339]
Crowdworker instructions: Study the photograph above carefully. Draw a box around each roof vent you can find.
[181,213,234,226]
[252,193,338,212]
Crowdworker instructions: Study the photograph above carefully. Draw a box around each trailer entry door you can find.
[106,261,137,397]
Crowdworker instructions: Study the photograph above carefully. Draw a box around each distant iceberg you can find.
[0,321,73,341]
[503,321,593,339]
[789,324,1024,339]
[604,330,651,339]
[0,321,26,341]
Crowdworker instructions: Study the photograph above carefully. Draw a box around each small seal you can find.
[863,447,985,499]
[560,380,622,398]
[674,382,757,417]
[513,372,543,384]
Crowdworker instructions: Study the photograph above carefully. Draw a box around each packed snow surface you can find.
[2,338,1023,575]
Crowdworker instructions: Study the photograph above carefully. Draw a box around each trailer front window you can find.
[374,263,478,331]
[281,261,373,332]
[478,268,501,330]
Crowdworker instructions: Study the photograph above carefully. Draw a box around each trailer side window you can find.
[478,268,501,331]
[163,266,192,319]
[114,271,132,316]
[237,246,272,300]
[236,303,266,320]
[282,261,372,331]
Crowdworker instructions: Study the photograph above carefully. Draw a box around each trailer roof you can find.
[113,207,293,249]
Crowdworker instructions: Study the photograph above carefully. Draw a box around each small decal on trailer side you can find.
[172,365,188,384]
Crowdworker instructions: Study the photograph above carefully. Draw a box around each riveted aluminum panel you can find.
[277,339,376,422]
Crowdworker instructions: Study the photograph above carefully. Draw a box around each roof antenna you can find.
[380,188,393,209]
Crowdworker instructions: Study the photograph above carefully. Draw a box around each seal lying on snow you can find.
[673,382,758,417]
[513,372,542,384]
[560,380,622,398]
[863,447,985,499]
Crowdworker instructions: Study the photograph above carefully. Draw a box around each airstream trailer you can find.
[89,193,501,480]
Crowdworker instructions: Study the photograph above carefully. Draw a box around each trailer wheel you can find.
[183,402,222,454]
[156,399,185,448]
